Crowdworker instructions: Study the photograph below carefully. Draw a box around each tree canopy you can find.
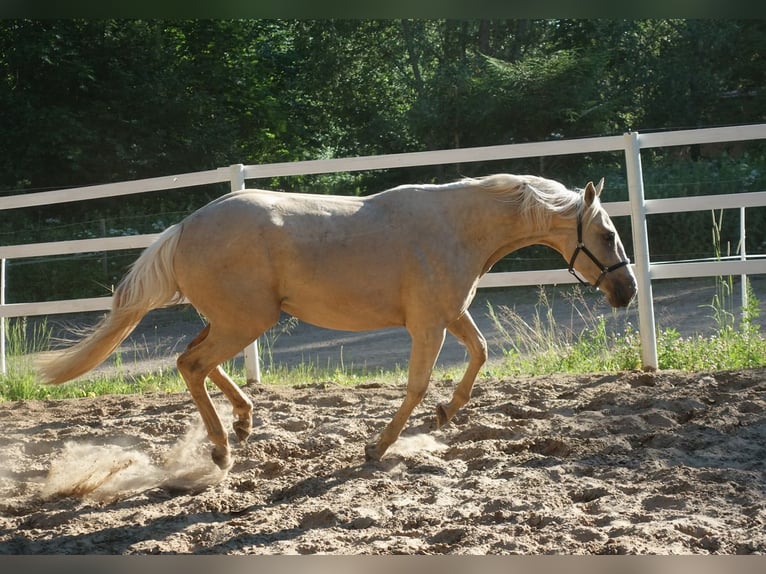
[2,19,764,195]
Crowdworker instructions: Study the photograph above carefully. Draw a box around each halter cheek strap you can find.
[568,210,630,289]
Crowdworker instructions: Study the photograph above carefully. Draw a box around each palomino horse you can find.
[38,174,636,469]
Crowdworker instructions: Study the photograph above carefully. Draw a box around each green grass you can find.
[2,274,765,402]
[0,316,187,401]
[488,277,766,376]
[487,285,642,375]
[0,315,409,402]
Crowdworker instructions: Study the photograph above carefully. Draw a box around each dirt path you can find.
[1,368,765,554]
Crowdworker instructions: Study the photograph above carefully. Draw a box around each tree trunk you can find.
[400,19,424,98]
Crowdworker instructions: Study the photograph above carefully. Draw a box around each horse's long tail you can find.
[37,224,185,385]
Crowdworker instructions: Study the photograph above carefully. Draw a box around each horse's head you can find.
[565,178,637,307]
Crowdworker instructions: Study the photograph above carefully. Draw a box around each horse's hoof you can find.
[212,445,232,470]
[364,442,382,462]
[233,419,252,442]
[435,403,449,428]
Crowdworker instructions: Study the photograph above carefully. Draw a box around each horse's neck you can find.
[448,192,571,273]
[447,192,533,246]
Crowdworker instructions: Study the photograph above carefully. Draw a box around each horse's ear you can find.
[595,177,604,195]
[584,178,605,206]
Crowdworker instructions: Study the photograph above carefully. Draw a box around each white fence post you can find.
[624,132,659,370]
[229,164,261,384]
[1,258,5,375]
[741,206,748,318]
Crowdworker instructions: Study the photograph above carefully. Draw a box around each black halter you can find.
[567,208,630,289]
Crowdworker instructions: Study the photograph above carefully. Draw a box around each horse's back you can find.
[173,189,427,331]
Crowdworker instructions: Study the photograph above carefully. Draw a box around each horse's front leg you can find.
[436,311,488,427]
[364,326,446,461]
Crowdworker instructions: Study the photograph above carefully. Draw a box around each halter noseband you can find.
[567,208,630,289]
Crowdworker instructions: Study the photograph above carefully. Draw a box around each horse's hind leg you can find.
[184,325,254,442]
[436,311,488,427]
[177,325,261,470]
[209,366,253,442]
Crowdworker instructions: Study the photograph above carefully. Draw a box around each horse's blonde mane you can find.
[460,174,584,227]
[389,174,592,228]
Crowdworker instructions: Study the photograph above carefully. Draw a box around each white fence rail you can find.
[2,125,766,377]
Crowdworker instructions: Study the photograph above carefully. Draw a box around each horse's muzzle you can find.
[603,269,637,308]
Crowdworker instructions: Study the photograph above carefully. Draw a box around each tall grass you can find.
[488,277,766,376]
[0,315,408,402]
[653,209,766,371]
[487,285,643,375]
[0,317,189,401]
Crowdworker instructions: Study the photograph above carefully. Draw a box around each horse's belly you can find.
[280,290,404,332]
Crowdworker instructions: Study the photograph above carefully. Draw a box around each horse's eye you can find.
[604,231,615,243]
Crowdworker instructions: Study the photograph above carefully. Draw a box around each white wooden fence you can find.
[2,124,766,378]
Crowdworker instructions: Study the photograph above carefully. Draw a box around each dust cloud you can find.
[387,433,448,457]
[41,413,229,503]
